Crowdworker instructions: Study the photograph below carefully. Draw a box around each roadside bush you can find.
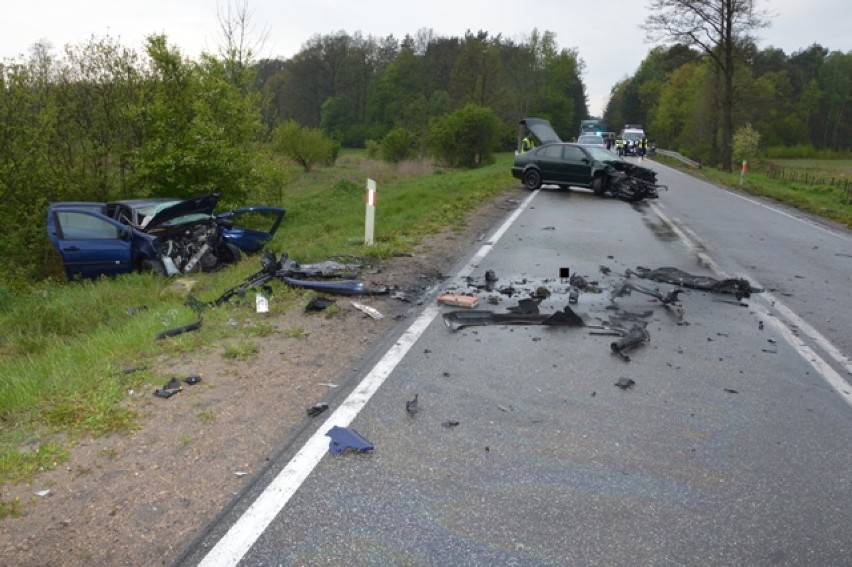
[381,128,418,163]
[332,179,362,194]
[272,120,338,172]
[428,104,499,168]
[365,139,382,159]
[733,123,761,166]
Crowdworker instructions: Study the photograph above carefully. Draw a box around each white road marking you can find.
[196,190,539,567]
[650,161,847,240]
[651,201,852,408]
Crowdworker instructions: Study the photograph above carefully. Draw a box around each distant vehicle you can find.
[618,127,646,156]
[512,118,664,202]
[47,194,286,280]
[579,118,607,137]
[577,134,606,148]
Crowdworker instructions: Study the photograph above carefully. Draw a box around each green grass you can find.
[766,159,852,176]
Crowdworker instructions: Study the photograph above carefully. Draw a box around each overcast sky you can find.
[3,0,850,116]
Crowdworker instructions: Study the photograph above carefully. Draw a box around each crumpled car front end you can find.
[602,161,665,202]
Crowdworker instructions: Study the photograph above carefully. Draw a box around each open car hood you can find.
[520,117,562,145]
[142,194,220,229]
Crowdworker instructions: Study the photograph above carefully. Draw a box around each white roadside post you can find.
[365,178,377,246]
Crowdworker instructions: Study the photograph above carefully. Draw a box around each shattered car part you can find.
[153,377,183,398]
[614,377,636,390]
[507,298,541,314]
[46,194,285,280]
[155,317,203,341]
[305,297,336,312]
[307,403,329,417]
[442,305,584,332]
[208,252,387,306]
[629,266,762,300]
[437,293,480,308]
[611,280,683,305]
[610,323,650,361]
[352,302,384,320]
[326,426,374,455]
[406,394,419,415]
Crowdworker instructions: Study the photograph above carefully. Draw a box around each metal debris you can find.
[629,266,762,300]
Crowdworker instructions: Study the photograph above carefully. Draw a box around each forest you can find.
[1,23,849,286]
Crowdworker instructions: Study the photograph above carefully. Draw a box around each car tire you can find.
[523,169,542,190]
[592,175,605,196]
[140,259,167,276]
[219,243,242,266]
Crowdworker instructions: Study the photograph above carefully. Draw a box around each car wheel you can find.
[523,169,542,190]
[140,259,167,276]
[592,175,605,196]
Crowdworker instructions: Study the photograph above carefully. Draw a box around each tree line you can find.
[605,43,851,166]
[0,28,587,285]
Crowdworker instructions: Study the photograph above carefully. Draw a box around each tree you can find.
[133,35,263,203]
[644,0,769,171]
[428,104,499,168]
[272,120,337,171]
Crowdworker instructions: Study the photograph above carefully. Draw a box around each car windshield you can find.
[585,147,621,161]
[622,131,644,142]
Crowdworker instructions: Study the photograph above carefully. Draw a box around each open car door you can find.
[47,207,133,279]
[217,206,286,254]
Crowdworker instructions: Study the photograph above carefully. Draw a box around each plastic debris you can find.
[614,378,636,390]
[507,298,540,314]
[437,293,480,308]
[441,420,460,428]
[234,471,249,477]
[184,375,202,385]
[351,302,384,320]
[34,490,52,497]
[255,293,269,313]
[305,296,336,312]
[610,323,651,361]
[153,378,183,398]
[405,394,419,415]
[307,402,329,417]
[326,426,374,455]
[723,388,739,394]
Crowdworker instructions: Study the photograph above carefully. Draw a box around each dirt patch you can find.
[0,188,527,567]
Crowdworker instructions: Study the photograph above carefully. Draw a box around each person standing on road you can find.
[639,136,648,161]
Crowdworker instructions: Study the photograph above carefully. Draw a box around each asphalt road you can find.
[179,162,852,567]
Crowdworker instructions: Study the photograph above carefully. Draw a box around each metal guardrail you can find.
[655,148,700,168]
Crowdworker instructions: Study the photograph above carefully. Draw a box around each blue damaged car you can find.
[46,194,285,280]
